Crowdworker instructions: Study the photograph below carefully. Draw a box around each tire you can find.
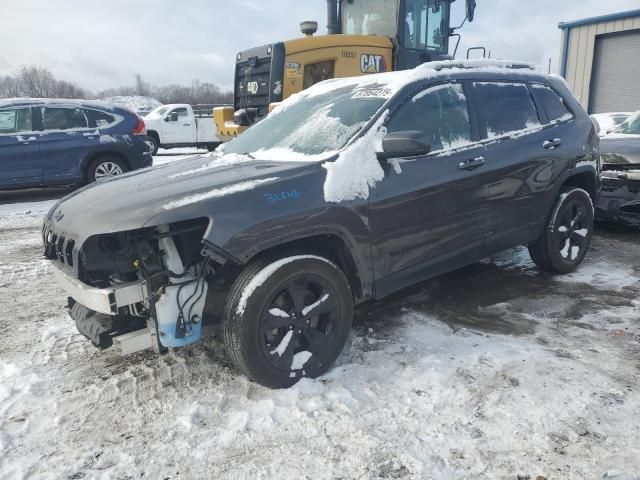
[528,187,594,274]
[147,135,160,156]
[223,255,353,389]
[87,156,128,183]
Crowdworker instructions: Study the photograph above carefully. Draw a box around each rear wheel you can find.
[146,135,159,156]
[223,255,353,389]
[528,188,594,273]
[87,156,128,183]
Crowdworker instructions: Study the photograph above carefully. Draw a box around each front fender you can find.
[212,203,372,288]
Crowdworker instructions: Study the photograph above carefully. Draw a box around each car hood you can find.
[601,134,640,166]
[45,154,314,243]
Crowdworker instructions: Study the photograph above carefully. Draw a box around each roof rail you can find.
[429,59,537,72]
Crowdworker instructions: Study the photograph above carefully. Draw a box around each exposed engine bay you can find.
[44,219,230,355]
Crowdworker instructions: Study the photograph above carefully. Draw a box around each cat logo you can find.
[360,54,387,74]
[247,81,259,95]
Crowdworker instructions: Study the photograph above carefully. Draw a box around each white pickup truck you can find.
[144,104,226,155]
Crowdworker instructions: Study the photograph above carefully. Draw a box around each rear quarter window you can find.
[531,84,573,123]
[473,82,541,139]
[84,109,116,128]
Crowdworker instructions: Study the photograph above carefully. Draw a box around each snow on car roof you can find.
[298,59,538,96]
[0,97,120,111]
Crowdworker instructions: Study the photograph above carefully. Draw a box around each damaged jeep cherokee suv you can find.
[44,60,600,388]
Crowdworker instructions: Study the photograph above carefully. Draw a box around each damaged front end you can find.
[44,218,220,354]
[596,155,640,226]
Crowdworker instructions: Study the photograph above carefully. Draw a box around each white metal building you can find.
[559,9,640,114]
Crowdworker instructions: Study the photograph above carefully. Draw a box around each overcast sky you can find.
[1,0,638,93]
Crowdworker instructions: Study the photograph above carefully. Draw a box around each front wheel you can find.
[223,255,353,389]
[528,187,594,273]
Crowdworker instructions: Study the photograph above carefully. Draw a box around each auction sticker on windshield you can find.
[352,87,393,99]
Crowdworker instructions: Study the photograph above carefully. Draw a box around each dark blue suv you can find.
[0,99,152,189]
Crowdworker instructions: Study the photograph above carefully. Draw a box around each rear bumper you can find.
[52,264,148,315]
[128,139,153,169]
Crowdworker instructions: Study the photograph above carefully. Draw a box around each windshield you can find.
[341,0,399,37]
[224,84,391,159]
[149,106,168,117]
[615,112,640,135]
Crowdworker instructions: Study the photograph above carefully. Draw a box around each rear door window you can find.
[84,109,115,128]
[0,108,33,134]
[386,83,472,152]
[531,84,573,123]
[42,107,89,131]
[473,82,541,138]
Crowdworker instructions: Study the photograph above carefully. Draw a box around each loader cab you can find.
[340,0,459,68]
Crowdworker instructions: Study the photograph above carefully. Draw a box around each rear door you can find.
[368,82,491,296]
[0,107,41,187]
[38,106,98,183]
[470,81,567,253]
[162,107,196,144]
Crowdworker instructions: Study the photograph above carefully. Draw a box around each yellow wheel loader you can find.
[215,0,477,141]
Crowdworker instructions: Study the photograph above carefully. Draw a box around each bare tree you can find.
[135,74,150,97]
[0,66,232,105]
[0,75,21,98]
[18,66,57,97]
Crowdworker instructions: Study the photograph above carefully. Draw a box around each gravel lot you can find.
[1,152,639,479]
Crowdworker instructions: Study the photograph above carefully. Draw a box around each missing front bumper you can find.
[68,301,146,350]
[52,265,148,315]
[596,170,640,225]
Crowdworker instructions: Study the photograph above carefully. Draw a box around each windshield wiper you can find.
[241,152,256,159]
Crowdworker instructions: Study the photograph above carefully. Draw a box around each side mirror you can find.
[466,0,476,22]
[377,131,431,161]
[165,112,178,122]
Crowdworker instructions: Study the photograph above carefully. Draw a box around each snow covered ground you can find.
[0,157,639,479]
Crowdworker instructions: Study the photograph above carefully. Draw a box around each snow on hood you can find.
[168,152,255,179]
[162,177,279,210]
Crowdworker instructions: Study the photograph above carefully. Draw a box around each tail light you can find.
[132,116,147,136]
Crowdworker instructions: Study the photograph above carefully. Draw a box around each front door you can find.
[162,107,195,144]
[0,107,41,187]
[369,82,491,297]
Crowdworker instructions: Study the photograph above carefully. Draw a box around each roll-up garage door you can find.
[590,30,640,114]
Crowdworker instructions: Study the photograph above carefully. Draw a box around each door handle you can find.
[16,135,37,144]
[459,156,485,171]
[182,123,192,126]
[543,138,562,150]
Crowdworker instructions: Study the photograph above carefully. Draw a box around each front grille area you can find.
[234,43,285,119]
[43,224,78,273]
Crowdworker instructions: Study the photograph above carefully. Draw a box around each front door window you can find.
[0,108,33,135]
[387,83,471,153]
